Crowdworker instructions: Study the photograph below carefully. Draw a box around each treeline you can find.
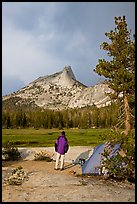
[2,102,134,129]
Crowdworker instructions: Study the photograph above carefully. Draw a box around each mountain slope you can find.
[2,66,113,110]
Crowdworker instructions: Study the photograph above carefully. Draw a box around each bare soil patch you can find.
[2,147,135,202]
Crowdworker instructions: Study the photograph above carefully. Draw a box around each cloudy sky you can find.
[2,2,135,96]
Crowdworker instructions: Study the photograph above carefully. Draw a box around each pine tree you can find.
[7,115,11,129]
[94,16,135,136]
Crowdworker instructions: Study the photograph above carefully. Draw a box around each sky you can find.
[2,2,135,96]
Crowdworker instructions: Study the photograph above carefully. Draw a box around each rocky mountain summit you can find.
[3,66,113,110]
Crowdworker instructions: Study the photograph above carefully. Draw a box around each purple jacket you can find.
[55,135,69,155]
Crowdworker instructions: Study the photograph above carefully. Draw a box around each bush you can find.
[2,141,21,161]
[34,151,53,162]
[5,166,28,185]
[102,130,135,183]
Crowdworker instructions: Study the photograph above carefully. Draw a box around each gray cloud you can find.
[2,2,135,94]
[2,75,25,96]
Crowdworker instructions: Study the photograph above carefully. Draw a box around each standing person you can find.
[54,131,69,171]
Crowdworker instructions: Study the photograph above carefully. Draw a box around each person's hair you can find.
[61,131,65,135]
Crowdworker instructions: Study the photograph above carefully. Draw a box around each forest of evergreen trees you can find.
[2,101,134,130]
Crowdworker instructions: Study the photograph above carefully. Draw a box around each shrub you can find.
[2,141,21,161]
[102,130,135,183]
[5,166,28,185]
[34,151,53,161]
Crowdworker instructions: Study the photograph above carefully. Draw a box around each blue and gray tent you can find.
[82,143,121,175]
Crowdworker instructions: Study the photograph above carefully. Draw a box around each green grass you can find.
[2,128,112,148]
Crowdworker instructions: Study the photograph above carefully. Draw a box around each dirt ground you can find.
[2,147,135,202]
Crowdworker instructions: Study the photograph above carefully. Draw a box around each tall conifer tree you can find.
[94,16,135,135]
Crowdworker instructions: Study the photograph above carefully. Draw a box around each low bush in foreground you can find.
[5,166,28,185]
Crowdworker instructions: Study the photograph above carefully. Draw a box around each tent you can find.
[72,149,93,165]
[82,143,121,175]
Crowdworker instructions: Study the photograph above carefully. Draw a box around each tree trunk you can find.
[123,95,131,136]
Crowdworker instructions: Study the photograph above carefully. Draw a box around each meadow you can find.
[2,128,112,147]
